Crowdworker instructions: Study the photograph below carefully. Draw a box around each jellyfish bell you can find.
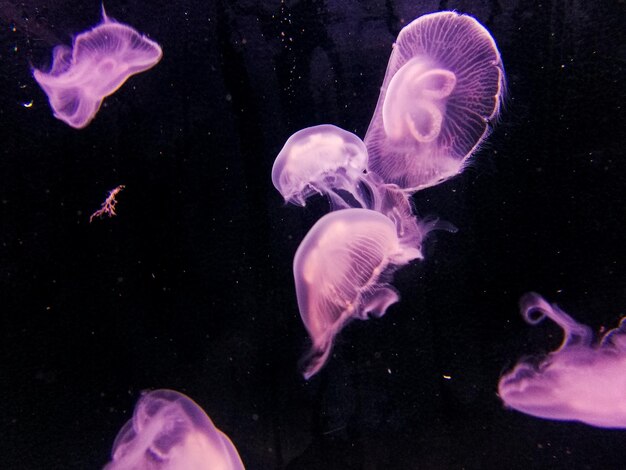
[271,124,372,209]
[498,293,626,428]
[33,8,162,129]
[294,208,432,379]
[365,11,505,191]
[105,389,244,470]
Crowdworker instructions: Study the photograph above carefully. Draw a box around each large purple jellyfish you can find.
[104,389,244,470]
[33,8,162,129]
[499,293,626,428]
[364,11,505,190]
[294,208,433,379]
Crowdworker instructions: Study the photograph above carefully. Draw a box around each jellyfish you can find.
[272,124,375,209]
[104,389,244,470]
[33,8,162,129]
[294,208,434,379]
[498,293,626,428]
[364,11,505,191]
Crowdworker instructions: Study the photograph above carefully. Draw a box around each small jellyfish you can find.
[33,8,162,129]
[104,389,244,470]
[364,11,505,190]
[272,124,373,209]
[498,293,626,428]
[294,208,432,379]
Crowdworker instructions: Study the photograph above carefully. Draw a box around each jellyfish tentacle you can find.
[600,317,626,350]
[520,292,593,350]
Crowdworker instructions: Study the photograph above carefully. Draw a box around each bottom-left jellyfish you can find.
[104,389,244,470]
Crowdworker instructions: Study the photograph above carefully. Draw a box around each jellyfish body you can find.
[272,124,373,209]
[104,389,244,470]
[364,11,505,190]
[498,293,626,428]
[33,9,162,129]
[294,208,429,379]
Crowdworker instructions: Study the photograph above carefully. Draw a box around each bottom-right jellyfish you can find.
[498,293,626,428]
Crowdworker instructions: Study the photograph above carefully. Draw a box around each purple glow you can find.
[499,293,626,428]
[104,389,244,470]
[364,11,505,190]
[33,9,162,129]
[294,208,431,379]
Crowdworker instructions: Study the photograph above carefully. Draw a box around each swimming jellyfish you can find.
[498,293,626,428]
[294,208,432,379]
[272,124,374,209]
[364,11,505,190]
[33,8,162,129]
[104,389,244,470]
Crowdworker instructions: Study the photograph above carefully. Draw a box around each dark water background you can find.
[1,0,625,468]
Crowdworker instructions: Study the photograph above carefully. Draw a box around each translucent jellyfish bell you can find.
[294,208,431,379]
[104,389,244,470]
[33,8,162,129]
[364,11,505,190]
[271,124,372,209]
[498,293,626,428]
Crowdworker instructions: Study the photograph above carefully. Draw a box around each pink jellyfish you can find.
[294,208,434,379]
[104,389,244,470]
[364,11,505,190]
[33,8,162,129]
[272,124,374,209]
[499,293,626,428]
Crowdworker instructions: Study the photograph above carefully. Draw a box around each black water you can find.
[1,0,625,468]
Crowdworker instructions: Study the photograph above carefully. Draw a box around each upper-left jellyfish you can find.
[104,389,244,470]
[499,293,626,428]
[33,9,162,129]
